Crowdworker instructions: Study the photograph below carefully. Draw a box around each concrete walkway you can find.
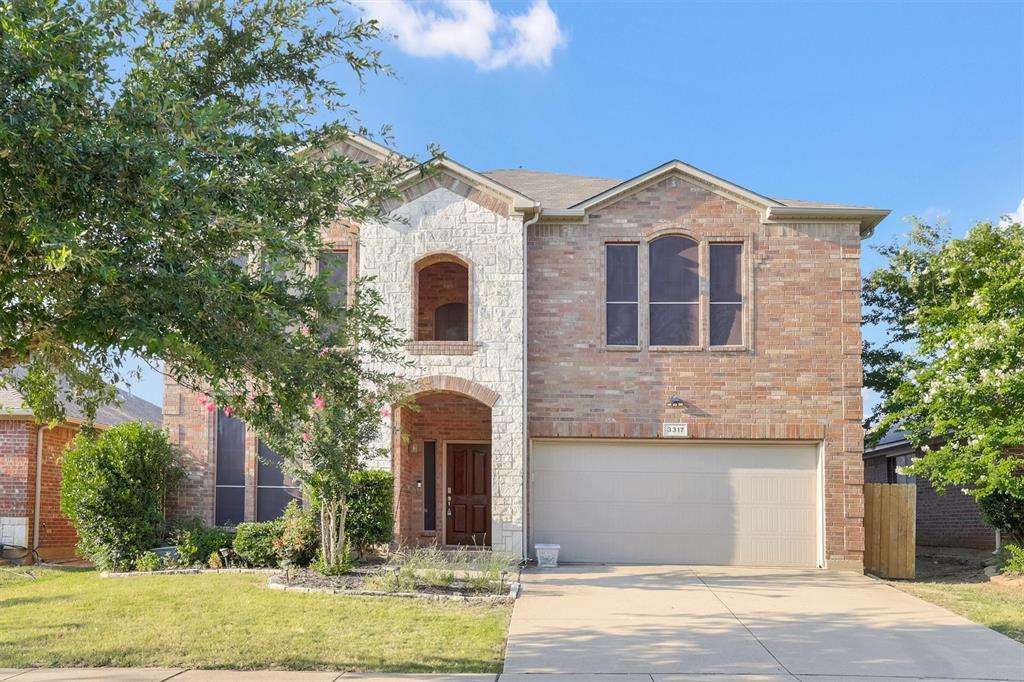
[504,565,1024,681]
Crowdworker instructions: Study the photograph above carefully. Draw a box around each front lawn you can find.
[892,579,1024,644]
[0,567,511,671]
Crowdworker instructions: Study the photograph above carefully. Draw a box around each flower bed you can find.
[267,566,520,603]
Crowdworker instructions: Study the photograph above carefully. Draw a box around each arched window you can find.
[416,255,470,341]
[649,235,699,346]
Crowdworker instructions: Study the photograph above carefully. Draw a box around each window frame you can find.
[317,247,351,308]
[602,242,641,350]
[707,240,747,350]
[410,251,477,351]
[647,234,702,352]
[602,234,750,352]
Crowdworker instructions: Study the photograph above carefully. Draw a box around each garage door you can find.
[531,440,819,566]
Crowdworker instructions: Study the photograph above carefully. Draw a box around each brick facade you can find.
[527,175,865,568]
[393,392,491,546]
[0,418,80,558]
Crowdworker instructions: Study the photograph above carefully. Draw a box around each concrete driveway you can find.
[504,565,1024,681]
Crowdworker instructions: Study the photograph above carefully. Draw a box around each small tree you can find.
[863,219,1024,539]
[60,422,181,570]
[220,282,409,571]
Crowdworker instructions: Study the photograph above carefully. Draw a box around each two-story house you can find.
[163,135,888,570]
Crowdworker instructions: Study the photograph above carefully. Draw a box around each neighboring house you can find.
[864,429,998,551]
[0,382,162,560]
[163,135,889,570]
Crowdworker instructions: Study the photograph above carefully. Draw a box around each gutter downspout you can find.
[521,205,541,562]
[33,426,43,557]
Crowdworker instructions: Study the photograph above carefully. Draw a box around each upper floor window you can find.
[318,250,349,308]
[416,255,469,341]
[604,237,745,349]
[709,243,743,346]
[649,236,699,347]
[605,244,638,346]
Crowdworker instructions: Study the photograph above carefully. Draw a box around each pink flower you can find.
[205,402,216,413]
[318,347,330,357]
[302,432,311,443]
[312,394,325,410]
[301,324,311,337]
[222,406,234,417]
[198,396,207,407]
[247,391,257,402]
[380,406,390,417]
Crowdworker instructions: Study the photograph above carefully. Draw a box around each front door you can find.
[445,444,491,546]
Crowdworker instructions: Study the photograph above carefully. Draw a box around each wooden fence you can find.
[864,483,916,579]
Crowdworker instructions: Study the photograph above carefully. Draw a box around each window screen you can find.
[318,251,349,308]
[710,243,743,346]
[215,410,246,526]
[649,236,699,346]
[606,244,639,346]
[434,302,468,341]
[256,440,302,521]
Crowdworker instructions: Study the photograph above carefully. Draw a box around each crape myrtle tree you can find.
[0,0,417,422]
[863,218,1024,542]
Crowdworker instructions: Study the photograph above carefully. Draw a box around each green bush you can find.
[60,422,182,571]
[233,520,284,567]
[133,551,162,572]
[274,501,319,567]
[1001,544,1024,574]
[347,470,393,557]
[174,521,234,567]
[978,491,1024,545]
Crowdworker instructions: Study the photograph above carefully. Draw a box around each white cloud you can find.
[354,0,566,70]
[1000,197,1024,226]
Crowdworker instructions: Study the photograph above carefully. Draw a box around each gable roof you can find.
[331,135,889,236]
[0,371,162,428]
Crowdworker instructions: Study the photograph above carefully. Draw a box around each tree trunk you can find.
[318,494,349,570]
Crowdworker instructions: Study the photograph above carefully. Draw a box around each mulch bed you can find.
[268,567,519,603]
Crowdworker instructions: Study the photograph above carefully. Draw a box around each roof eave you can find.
[765,206,891,238]
[395,158,538,212]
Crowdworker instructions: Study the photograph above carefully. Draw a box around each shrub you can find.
[1001,544,1024,574]
[133,551,162,572]
[174,521,234,567]
[234,520,284,568]
[347,470,394,557]
[978,491,1024,545]
[274,501,319,567]
[60,422,182,571]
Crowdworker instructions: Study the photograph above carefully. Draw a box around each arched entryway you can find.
[393,387,494,548]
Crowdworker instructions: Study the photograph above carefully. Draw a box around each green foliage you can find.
[273,501,319,567]
[0,0,416,426]
[173,521,234,568]
[347,470,395,557]
[979,493,1024,546]
[133,551,162,572]
[863,219,1024,514]
[59,422,181,571]
[1001,544,1024,574]
[312,542,353,575]
[233,520,284,568]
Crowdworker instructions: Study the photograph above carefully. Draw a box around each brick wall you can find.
[917,477,996,550]
[527,174,865,568]
[0,419,33,517]
[29,426,79,557]
[416,261,469,340]
[393,392,491,546]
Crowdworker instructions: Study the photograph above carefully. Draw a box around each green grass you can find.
[893,579,1024,644]
[0,567,511,671]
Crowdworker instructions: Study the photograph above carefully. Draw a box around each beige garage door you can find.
[531,440,820,566]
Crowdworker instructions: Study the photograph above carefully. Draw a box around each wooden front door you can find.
[445,444,491,546]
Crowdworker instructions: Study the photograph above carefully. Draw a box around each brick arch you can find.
[646,228,699,244]
[407,375,499,407]
[414,250,472,271]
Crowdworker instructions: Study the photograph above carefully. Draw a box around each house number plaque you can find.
[662,423,689,438]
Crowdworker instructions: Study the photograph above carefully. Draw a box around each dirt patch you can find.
[268,567,518,603]
[911,547,994,583]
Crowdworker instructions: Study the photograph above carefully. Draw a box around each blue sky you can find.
[124,0,1024,412]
